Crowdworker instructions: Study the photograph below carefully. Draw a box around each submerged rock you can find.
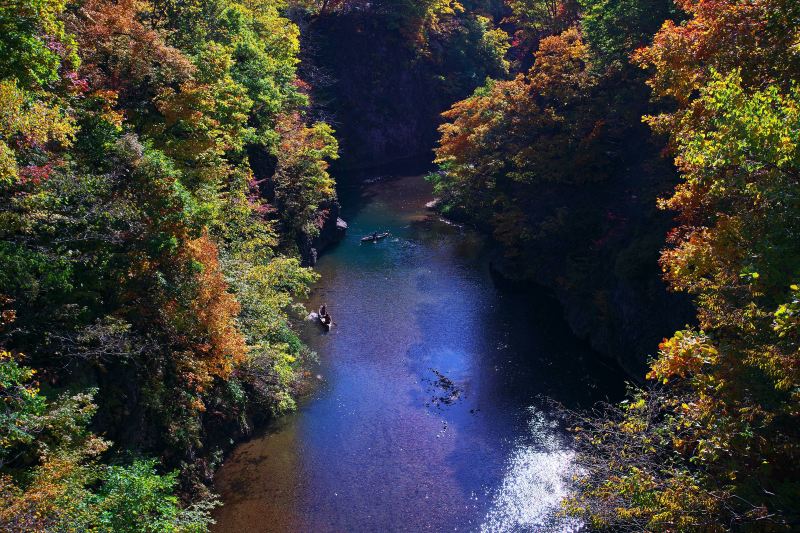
[423,369,464,409]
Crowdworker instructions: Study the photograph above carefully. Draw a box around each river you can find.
[212,173,623,532]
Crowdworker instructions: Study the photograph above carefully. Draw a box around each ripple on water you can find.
[212,175,623,533]
[482,407,583,533]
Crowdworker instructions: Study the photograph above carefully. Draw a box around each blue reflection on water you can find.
[213,175,622,532]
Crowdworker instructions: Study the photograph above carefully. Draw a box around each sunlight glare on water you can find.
[482,407,583,532]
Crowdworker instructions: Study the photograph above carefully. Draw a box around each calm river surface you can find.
[213,174,623,532]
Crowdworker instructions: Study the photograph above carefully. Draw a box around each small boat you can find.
[318,306,332,331]
[361,232,391,243]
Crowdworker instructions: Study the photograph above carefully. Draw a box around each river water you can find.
[212,174,623,532]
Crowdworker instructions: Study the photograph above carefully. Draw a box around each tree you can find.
[1,0,341,512]
[0,0,79,88]
[579,0,673,71]
[0,352,214,532]
[504,0,580,58]
[432,27,607,255]
[273,113,338,245]
[633,0,800,104]
[568,0,800,528]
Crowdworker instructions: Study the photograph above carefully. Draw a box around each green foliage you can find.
[0,355,214,532]
[0,243,73,303]
[218,1,307,132]
[0,0,79,88]
[274,116,339,242]
[0,351,46,462]
[92,460,212,533]
[579,0,673,70]
[433,14,511,94]
[1,0,339,527]
[506,0,579,41]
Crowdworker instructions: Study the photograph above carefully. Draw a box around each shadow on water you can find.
[335,157,437,224]
[212,174,625,532]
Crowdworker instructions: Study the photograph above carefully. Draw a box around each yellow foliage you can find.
[648,330,719,382]
[0,80,75,147]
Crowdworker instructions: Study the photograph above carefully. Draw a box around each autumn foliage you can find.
[1,0,337,526]
[4,0,799,529]
[432,0,800,529]
[172,234,247,391]
[561,0,800,530]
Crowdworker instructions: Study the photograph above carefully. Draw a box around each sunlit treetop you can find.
[0,0,79,88]
[634,0,800,103]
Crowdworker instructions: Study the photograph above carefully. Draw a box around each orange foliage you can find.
[648,330,719,383]
[529,27,591,101]
[0,439,107,531]
[71,0,193,94]
[435,27,602,191]
[178,234,247,390]
[633,0,800,104]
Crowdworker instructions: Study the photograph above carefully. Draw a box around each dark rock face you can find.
[489,249,687,379]
[300,12,506,172]
[300,199,348,267]
[485,156,694,378]
[302,14,443,169]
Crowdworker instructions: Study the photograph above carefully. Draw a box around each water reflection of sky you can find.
[212,175,623,532]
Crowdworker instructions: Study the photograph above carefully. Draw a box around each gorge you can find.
[2,1,798,531]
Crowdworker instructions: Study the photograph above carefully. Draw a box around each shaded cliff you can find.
[486,137,693,376]
[299,9,509,170]
[296,9,691,376]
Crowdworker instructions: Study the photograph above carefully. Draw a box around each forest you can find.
[1,0,798,531]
